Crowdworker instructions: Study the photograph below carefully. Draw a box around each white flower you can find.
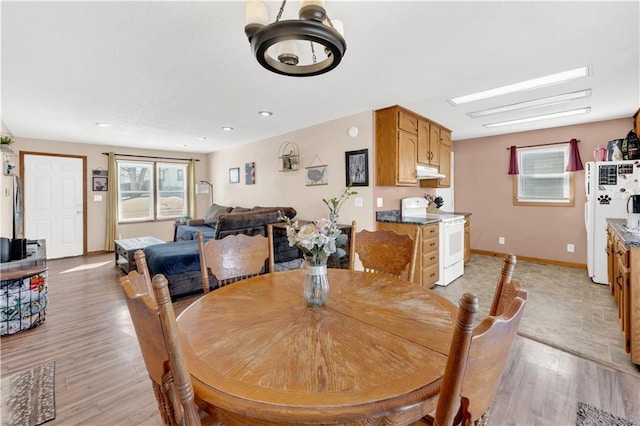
[279,214,346,265]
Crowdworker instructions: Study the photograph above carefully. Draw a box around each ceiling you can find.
[2,1,638,154]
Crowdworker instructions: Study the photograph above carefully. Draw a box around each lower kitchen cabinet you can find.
[376,222,439,287]
[606,221,638,363]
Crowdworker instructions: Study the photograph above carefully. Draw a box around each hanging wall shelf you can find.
[1,145,16,176]
[278,142,299,172]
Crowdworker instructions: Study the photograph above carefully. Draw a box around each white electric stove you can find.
[401,197,465,286]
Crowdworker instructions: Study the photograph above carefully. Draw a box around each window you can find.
[513,145,574,206]
[118,161,188,222]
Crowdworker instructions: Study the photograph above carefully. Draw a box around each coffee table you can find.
[114,236,165,274]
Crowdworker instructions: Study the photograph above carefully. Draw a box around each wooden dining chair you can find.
[197,229,273,293]
[428,282,528,426]
[121,251,208,426]
[489,253,526,317]
[348,220,420,282]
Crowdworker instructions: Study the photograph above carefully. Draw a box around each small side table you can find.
[270,221,352,269]
[0,266,48,336]
[114,236,166,274]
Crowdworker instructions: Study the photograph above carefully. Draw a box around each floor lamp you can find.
[197,180,213,205]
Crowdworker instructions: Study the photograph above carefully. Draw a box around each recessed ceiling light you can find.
[449,66,590,105]
[467,90,592,118]
[221,126,234,131]
[258,111,273,117]
[197,136,207,141]
[483,107,591,128]
[95,122,112,127]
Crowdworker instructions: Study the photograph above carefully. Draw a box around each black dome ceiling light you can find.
[244,0,347,77]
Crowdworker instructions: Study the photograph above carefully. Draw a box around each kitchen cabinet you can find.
[375,105,451,187]
[634,107,640,137]
[421,126,452,188]
[464,217,471,264]
[376,222,439,287]
[375,106,418,186]
[606,222,638,362]
[417,119,439,167]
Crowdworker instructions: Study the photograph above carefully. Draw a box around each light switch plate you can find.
[354,197,363,207]
[376,197,383,207]
[94,195,103,202]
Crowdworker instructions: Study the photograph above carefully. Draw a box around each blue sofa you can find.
[145,205,300,299]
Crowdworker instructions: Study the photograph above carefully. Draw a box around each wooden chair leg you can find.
[152,380,177,426]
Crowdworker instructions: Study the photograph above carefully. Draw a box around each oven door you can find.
[442,219,465,267]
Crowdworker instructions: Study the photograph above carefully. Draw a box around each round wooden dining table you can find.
[177,268,458,426]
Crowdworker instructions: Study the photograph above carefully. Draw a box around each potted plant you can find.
[0,134,14,149]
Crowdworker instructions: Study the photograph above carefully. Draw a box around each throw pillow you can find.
[204,204,233,224]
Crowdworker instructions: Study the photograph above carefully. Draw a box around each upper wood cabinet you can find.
[417,119,439,167]
[634,107,640,137]
[376,105,451,187]
[376,106,418,186]
[421,127,452,188]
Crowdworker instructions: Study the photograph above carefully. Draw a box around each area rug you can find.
[577,402,639,426]
[1,360,56,426]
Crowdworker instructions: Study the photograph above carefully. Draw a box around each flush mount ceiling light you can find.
[221,126,234,131]
[95,122,112,127]
[449,66,590,105]
[467,90,592,118]
[483,107,591,128]
[258,111,273,116]
[244,0,347,77]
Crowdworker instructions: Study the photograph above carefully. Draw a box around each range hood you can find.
[416,165,445,179]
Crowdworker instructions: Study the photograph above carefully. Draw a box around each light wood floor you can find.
[1,253,639,425]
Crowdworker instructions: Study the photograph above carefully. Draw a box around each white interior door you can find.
[24,154,84,259]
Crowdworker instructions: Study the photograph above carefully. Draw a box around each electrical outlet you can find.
[376,197,383,207]
[499,237,505,245]
[567,244,575,252]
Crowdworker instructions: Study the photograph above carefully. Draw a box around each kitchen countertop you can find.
[0,239,47,273]
[607,218,640,247]
[376,210,471,225]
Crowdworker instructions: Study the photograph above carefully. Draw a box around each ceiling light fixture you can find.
[483,107,591,128]
[467,89,592,118]
[197,136,207,141]
[244,0,347,77]
[449,66,590,105]
[258,111,273,117]
[95,122,112,127]
[221,126,234,131]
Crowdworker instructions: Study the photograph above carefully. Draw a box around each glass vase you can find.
[329,212,339,225]
[303,256,329,307]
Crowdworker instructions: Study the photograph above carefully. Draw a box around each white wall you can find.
[208,111,376,230]
[1,137,209,251]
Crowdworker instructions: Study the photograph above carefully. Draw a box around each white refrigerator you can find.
[585,160,640,284]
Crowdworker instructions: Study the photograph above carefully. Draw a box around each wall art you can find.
[92,176,108,191]
[305,165,328,186]
[229,167,240,184]
[245,162,256,185]
[345,149,369,187]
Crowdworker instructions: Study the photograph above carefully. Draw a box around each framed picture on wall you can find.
[245,162,256,185]
[305,165,328,186]
[92,177,108,191]
[229,167,240,184]
[345,149,369,187]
